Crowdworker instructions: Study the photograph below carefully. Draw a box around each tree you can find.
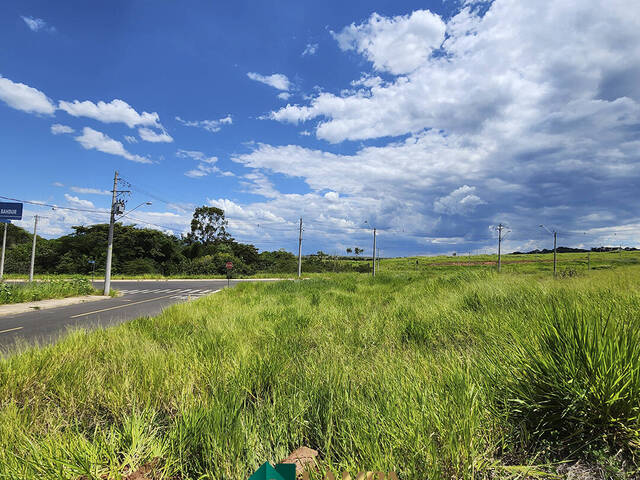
[185,206,230,245]
[346,247,353,255]
[354,247,364,256]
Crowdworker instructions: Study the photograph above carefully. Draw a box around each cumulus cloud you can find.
[58,98,161,128]
[270,3,640,143]
[332,10,445,74]
[75,127,152,164]
[433,186,485,215]
[175,115,232,133]
[21,16,55,33]
[302,43,319,56]
[51,123,74,135]
[278,92,292,101]
[247,72,291,91]
[0,75,56,115]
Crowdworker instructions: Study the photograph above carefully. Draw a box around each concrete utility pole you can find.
[0,222,7,281]
[372,228,377,277]
[497,223,504,272]
[297,217,303,279]
[104,171,118,296]
[540,224,557,277]
[29,215,39,282]
[553,230,557,277]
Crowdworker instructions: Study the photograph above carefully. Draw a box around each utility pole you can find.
[553,230,557,277]
[497,223,504,272]
[0,222,7,281]
[104,171,118,296]
[540,224,558,277]
[297,217,303,279]
[29,215,39,282]
[372,228,377,276]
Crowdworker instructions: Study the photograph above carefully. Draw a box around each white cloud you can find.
[0,75,55,115]
[270,2,640,144]
[58,98,161,128]
[247,72,291,91]
[332,10,445,74]
[75,127,152,164]
[178,149,233,178]
[278,92,292,101]
[433,186,485,215]
[70,186,110,195]
[51,123,74,135]
[52,182,64,187]
[175,115,232,133]
[138,127,173,143]
[302,43,319,56]
[64,194,95,209]
[124,135,138,144]
[21,16,55,33]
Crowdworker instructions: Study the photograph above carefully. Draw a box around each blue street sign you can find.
[0,202,23,221]
[0,219,10,223]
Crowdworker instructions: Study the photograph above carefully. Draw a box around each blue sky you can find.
[1,0,639,256]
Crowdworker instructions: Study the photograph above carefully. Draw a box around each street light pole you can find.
[372,228,377,277]
[553,230,557,277]
[540,224,557,277]
[497,223,504,272]
[29,215,39,282]
[297,217,303,279]
[0,222,7,281]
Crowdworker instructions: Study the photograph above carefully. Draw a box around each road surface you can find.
[0,279,245,351]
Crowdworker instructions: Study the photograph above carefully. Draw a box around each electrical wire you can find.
[0,195,109,214]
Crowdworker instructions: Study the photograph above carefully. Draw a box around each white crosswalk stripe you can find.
[117,287,221,301]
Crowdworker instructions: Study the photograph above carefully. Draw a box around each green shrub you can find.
[486,303,640,454]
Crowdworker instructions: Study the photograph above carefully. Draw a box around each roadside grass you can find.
[0,277,100,305]
[1,267,640,478]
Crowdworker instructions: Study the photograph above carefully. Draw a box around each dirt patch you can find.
[281,446,319,477]
[76,458,161,480]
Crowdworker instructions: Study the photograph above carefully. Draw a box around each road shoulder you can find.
[0,295,108,317]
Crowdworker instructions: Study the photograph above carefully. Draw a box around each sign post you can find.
[0,202,23,281]
[226,261,233,288]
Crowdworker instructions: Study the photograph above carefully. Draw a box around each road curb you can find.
[0,295,109,317]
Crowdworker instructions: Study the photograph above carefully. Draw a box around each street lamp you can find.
[364,220,376,277]
[539,224,557,277]
[118,201,153,221]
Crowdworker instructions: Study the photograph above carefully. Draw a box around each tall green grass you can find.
[0,278,98,304]
[1,267,639,478]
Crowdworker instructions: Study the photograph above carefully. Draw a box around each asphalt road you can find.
[0,279,244,352]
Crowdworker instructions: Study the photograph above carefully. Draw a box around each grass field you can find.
[1,261,639,478]
[3,250,636,281]
[0,278,100,305]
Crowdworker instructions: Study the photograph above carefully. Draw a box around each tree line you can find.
[2,206,370,276]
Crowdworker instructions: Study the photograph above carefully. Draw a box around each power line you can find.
[0,195,109,215]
